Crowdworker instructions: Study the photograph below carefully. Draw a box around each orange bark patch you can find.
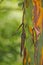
[40,47,43,65]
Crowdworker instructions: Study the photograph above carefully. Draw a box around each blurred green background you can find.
[0,0,23,65]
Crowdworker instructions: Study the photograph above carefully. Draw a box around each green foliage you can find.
[0,0,22,65]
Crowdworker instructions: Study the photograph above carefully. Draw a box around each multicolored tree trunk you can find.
[21,0,43,65]
[32,0,42,65]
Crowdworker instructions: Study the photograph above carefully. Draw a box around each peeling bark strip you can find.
[23,47,27,65]
[32,0,41,65]
[21,0,30,65]
[34,40,38,65]
[21,28,26,56]
[32,0,41,25]
[32,27,38,65]
[20,0,26,56]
